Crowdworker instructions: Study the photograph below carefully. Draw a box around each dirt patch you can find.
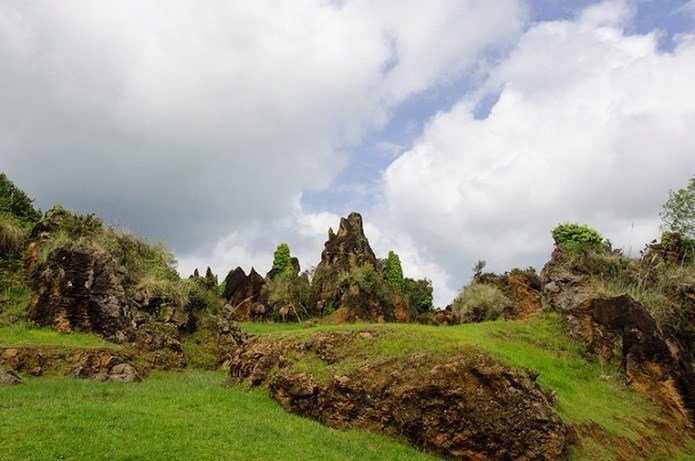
[228,331,569,460]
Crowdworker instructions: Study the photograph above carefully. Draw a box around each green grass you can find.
[239,321,307,336]
[0,371,438,461]
[0,322,115,348]
[245,313,694,460]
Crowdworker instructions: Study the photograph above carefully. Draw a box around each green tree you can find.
[272,243,293,276]
[661,175,695,239]
[0,172,41,224]
[384,250,404,291]
[403,278,433,314]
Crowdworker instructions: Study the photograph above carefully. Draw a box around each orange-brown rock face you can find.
[541,247,695,427]
[228,331,568,460]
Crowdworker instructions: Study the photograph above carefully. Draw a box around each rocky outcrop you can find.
[0,345,146,381]
[541,247,695,426]
[314,212,410,323]
[228,331,568,460]
[29,245,136,343]
[222,267,266,321]
[475,269,543,320]
[317,212,377,272]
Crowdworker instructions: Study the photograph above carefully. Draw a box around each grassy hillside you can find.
[239,314,695,460]
[2,314,692,459]
[0,371,436,461]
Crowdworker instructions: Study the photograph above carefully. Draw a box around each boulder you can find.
[28,245,135,343]
[107,363,140,383]
[475,269,542,320]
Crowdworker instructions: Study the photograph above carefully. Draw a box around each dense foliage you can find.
[403,277,433,314]
[551,223,604,253]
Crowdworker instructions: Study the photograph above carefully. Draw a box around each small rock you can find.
[29,366,43,377]
[108,363,140,383]
[358,331,374,340]
[0,369,22,386]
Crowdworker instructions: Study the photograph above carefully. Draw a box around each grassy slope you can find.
[0,322,114,348]
[0,371,436,461]
[240,314,695,460]
[0,315,691,460]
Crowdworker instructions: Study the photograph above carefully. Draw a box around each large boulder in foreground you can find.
[29,245,136,343]
[541,247,695,427]
[228,331,568,460]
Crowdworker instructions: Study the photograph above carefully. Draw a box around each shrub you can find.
[340,263,380,292]
[384,251,404,291]
[551,223,605,253]
[451,283,512,323]
[0,215,25,259]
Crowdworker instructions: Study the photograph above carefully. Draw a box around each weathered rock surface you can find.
[29,245,135,343]
[228,331,568,460]
[0,369,22,385]
[222,267,267,321]
[475,269,543,320]
[315,212,410,323]
[0,345,146,380]
[541,247,695,426]
[318,212,377,272]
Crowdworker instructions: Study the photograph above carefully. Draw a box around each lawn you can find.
[0,371,437,461]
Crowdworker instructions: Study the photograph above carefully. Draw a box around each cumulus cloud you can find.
[382,0,695,300]
[0,0,524,255]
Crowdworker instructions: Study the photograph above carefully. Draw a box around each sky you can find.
[2,0,694,305]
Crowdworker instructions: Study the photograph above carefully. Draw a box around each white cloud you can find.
[381,1,695,302]
[0,0,524,254]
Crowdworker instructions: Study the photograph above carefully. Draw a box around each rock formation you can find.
[541,247,695,426]
[29,245,136,343]
[222,267,266,321]
[475,269,543,320]
[317,212,377,272]
[229,331,568,460]
[314,212,410,323]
